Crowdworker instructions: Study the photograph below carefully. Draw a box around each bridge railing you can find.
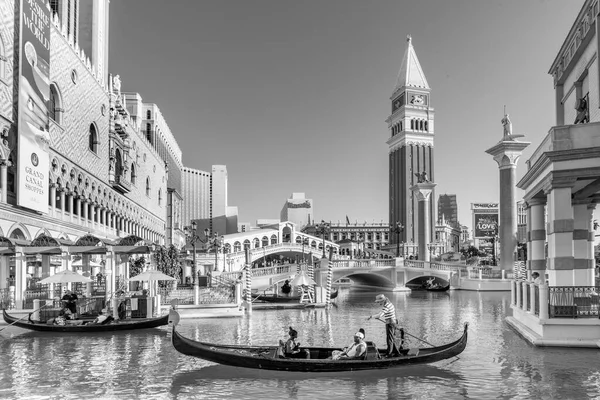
[330,260,396,268]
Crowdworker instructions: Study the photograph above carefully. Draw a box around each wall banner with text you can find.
[17,0,51,213]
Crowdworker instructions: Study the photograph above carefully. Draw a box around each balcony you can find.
[111,174,131,194]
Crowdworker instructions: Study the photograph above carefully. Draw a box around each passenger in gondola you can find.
[61,290,78,317]
[331,330,367,360]
[281,280,292,296]
[279,327,310,359]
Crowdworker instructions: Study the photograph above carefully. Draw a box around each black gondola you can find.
[426,285,450,292]
[171,315,468,372]
[256,289,339,303]
[2,309,169,332]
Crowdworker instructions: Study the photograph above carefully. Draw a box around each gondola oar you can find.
[371,317,437,347]
[0,303,51,332]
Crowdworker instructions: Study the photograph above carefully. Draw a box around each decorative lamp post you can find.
[184,221,202,305]
[204,228,225,272]
[390,222,404,257]
[301,237,309,265]
[316,220,330,258]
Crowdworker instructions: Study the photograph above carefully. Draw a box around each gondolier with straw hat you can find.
[367,294,401,357]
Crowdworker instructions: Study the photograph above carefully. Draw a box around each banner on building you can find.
[17,0,51,213]
[474,213,498,238]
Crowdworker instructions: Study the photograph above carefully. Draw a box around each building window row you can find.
[410,119,428,132]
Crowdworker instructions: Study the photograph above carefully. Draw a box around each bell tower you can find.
[386,35,435,249]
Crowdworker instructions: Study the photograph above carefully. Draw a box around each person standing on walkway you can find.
[367,294,400,357]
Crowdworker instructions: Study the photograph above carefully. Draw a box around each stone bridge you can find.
[217,258,467,291]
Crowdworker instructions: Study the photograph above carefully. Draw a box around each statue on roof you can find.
[414,171,429,183]
[113,74,122,95]
[501,113,512,138]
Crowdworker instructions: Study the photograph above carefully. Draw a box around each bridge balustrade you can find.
[511,281,600,319]
[330,260,395,269]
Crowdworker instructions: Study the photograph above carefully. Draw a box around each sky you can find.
[109,0,583,230]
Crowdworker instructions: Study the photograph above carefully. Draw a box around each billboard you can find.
[474,213,498,238]
[17,0,51,213]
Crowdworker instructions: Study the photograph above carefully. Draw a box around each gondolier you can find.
[367,294,400,357]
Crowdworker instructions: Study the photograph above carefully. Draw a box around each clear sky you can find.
[109,0,582,230]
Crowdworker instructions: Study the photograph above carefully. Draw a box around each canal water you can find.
[1,289,599,399]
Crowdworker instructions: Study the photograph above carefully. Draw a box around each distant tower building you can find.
[280,193,313,229]
[438,194,458,227]
[182,165,238,236]
[387,36,435,245]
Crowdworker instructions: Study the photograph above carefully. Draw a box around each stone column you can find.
[13,247,25,309]
[0,160,9,203]
[75,196,81,222]
[67,192,74,222]
[59,189,65,216]
[486,137,530,271]
[49,184,56,217]
[573,200,595,285]
[410,181,436,262]
[82,199,88,226]
[526,198,546,279]
[545,184,575,286]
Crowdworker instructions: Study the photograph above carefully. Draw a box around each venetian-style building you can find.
[303,220,391,257]
[0,0,183,308]
[387,36,435,247]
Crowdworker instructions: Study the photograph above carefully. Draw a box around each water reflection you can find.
[2,289,600,399]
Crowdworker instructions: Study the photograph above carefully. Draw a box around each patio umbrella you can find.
[129,270,176,282]
[39,269,93,284]
[290,271,317,286]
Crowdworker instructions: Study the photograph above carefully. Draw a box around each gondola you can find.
[256,289,339,303]
[171,316,468,372]
[2,309,169,332]
[426,285,450,292]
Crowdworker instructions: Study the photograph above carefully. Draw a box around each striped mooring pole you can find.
[325,247,334,306]
[307,251,315,299]
[244,248,252,314]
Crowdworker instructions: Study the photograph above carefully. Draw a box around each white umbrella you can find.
[39,269,93,284]
[129,270,176,282]
[290,271,317,286]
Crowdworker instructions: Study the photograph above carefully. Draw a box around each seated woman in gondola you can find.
[279,327,310,359]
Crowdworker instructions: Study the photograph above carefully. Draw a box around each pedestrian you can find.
[367,294,400,357]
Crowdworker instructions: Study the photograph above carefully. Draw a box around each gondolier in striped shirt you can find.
[367,294,400,357]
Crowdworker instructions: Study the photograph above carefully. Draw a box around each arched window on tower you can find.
[88,123,98,153]
[410,119,414,130]
[425,121,428,132]
[146,177,150,197]
[146,110,151,119]
[158,189,162,206]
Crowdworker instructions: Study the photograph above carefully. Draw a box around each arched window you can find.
[88,123,98,153]
[146,110,151,119]
[262,236,269,247]
[158,189,162,206]
[130,163,136,184]
[146,177,150,196]
[234,241,241,252]
[253,238,260,248]
[49,84,62,124]
[270,234,277,245]
[410,119,414,130]
[243,239,251,250]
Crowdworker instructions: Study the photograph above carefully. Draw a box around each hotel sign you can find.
[17,0,51,213]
